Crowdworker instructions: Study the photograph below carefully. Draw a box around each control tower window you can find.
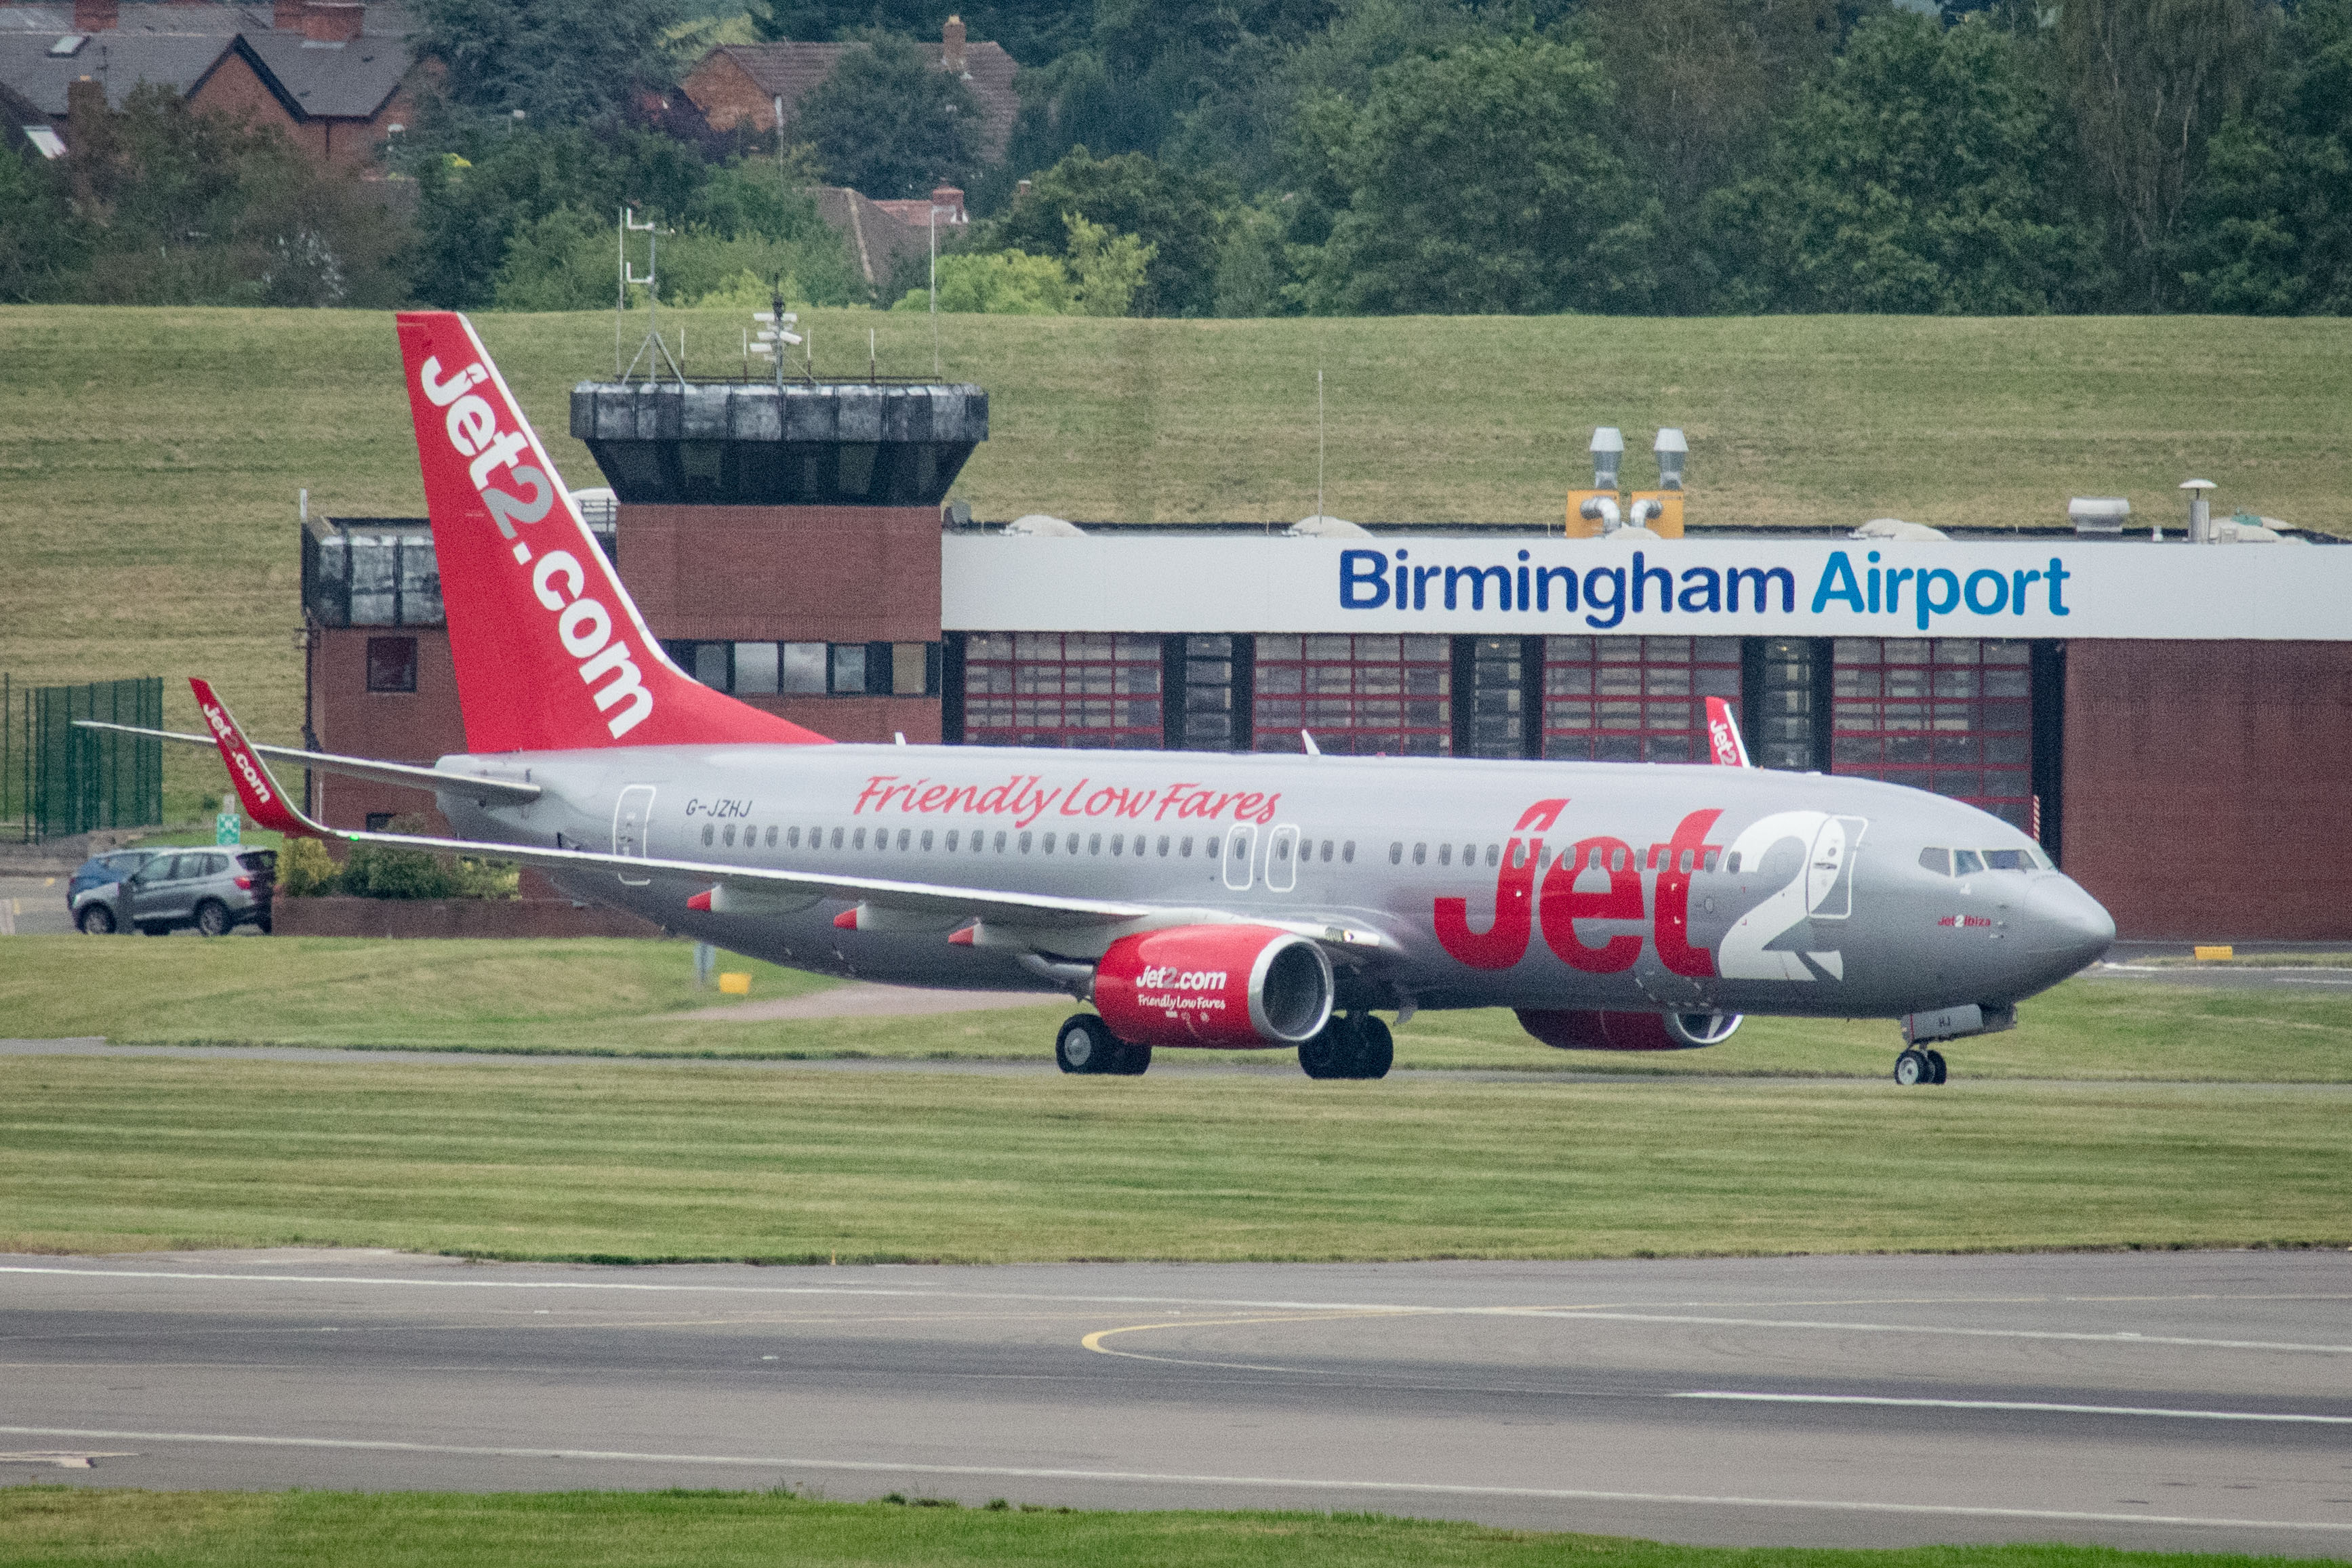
[365,636,418,693]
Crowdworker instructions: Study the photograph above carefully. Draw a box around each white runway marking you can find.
[1676,1392,2352,1424]
[2,1424,2346,1535]
[7,1266,2349,1356]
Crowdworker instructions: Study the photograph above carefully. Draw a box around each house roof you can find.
[702,38,1017,159]
[243,26,403,117]
[0,3,411,119]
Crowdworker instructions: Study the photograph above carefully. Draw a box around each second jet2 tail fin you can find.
[393,312,829,754]
[1703,696,1753,768]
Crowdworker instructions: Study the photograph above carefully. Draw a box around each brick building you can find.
[0,0,415,166]
[681,16,1016,161]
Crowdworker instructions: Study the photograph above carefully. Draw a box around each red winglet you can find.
[1703,697,1753,768]
[832,908,859,930]
[947,926,975,945]
[190,678,333,839]
[686,888,714,912]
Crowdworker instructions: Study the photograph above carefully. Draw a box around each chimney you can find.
[941,13,966,77]
[1015,178,1031,198]
[72,0,117,31]
[931,184,965,223]
[300,0,364,42]
[273,0,303,27]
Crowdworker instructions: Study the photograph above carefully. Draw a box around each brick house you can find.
[0,0,416,167]
[681,15,1016,163]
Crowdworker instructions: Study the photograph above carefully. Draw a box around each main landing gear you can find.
[1894,1047,1948,1086]
[1055,1014,1151,1076]
[1299,1013,1394,1081]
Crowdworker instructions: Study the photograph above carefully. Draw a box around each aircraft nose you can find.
[2023,874,2115,969]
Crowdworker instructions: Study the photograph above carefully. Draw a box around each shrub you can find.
[275,836,341,897]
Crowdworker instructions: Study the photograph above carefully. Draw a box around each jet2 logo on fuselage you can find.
[1434,799,1864,984]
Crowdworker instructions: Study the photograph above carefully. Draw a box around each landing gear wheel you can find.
[1350,1014,1394,1080]
[1055,1014,1120,1075]
[1106,1037,1152,1075]
[194,900,230,938]
[1926,1048,1947,1085]
[1298,1015,1356,1079]
[77,905,115,936]
[1894,1047,1931,1087]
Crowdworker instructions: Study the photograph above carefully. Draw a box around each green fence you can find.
[1,676,165,842]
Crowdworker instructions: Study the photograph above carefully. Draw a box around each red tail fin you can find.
[393,312,828,753]
[1703,697,1751,768]
[191,678,328,838]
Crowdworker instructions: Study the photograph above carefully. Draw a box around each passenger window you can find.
[1158,835,1170,857]
[723,824,737,847]
[1484,844,1499,868]
[1953,849,1984,875]
[1111,834,1123,855]
[896,829,910,851]
[1726,850,1741,874]
[994,831,1006,852]
[1678,849,1693,874]
[1043,833,1056,854]
[1610,848,1626,872]
[1275,838,1289,861]
[1389,842,1402,865]
[1090,834,1103,855]
[1413,843,1427,865]
[1319,840,1332,863]
[944,831,956,851]
[702,824,714,847]
[1701,849,1718,872]
[853,827,866,850]
[920,831,933,852]
[829,827,843,849]
[1464,844,1478,865]
[1343,842,1355,863]
[1204,835,1221,859]
[1180,837,1193,858]
[786,827,800,849]
[1438,844,1452,866]
[766,826,777,848]
[1019,832,1032,853]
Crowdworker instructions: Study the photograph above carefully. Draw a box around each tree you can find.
[754,0,1088,66]
[1572,0,1846,312]
[2058,0,2275,307]
[409,0,687,125]
[1299,36,1653,314]
[1719,12,2101,314]
[972,146,1230,314]
[795,33,985,197]
[2181,0,2352,312]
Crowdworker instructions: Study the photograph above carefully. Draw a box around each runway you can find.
[3,1250,2349,1555]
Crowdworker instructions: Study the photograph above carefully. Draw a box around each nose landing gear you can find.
[1893,1047,1947,1086]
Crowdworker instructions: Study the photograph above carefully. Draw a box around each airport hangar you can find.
[297,375,2352,943]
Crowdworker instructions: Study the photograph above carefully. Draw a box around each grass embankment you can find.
[4,306,2349,817]
[1,1054,2343,1259]
[5,934,2349,1081]
[1,1491,2324,1568]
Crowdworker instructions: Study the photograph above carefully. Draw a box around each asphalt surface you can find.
[3,1250,2349,1554]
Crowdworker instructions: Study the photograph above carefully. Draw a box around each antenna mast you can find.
[619,207,685,387]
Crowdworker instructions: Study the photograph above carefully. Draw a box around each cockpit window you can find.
[1981,848,2031,871]
[1951,849,1985,875]
[1918,847,1951,875]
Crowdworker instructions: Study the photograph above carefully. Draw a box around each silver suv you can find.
[72,848,275,937]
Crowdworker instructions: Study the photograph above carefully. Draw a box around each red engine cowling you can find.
[1516,1009,1742,1051]
[1094,924,1335,1049]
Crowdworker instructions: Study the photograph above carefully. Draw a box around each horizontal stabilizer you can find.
[73,720,542,806]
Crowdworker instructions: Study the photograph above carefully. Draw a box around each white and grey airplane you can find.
[100,312,2116,1084]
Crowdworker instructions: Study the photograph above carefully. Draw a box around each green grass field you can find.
[4,934,2347,1081]
[2,1051,2343,1260]
[1,1489,2327,1568]
[4,306,2349,817]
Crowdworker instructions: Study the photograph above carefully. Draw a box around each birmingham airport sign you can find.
[942,535,2352,640]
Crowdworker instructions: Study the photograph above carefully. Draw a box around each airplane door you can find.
[613,785,655,886]
[1222,824,1257,891]
[1265,824,1299,892]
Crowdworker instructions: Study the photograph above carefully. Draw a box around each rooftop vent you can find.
[1850,518,1949,541]
[2068,497,2130,535]
[1004,514,1084,537]
[1287,514,1370,538]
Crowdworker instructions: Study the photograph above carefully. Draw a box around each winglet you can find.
[189,678,334,838]
[1703,697,1753,768]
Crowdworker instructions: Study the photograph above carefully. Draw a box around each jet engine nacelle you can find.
[1516,1008,1743,1051]
[1094,924,1335,1049]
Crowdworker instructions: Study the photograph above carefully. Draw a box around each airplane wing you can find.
[179,679,1388,946]
[72,720,543,807]
[1703,696,1753,768]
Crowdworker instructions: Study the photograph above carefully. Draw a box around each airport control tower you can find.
[569,373,988,744]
